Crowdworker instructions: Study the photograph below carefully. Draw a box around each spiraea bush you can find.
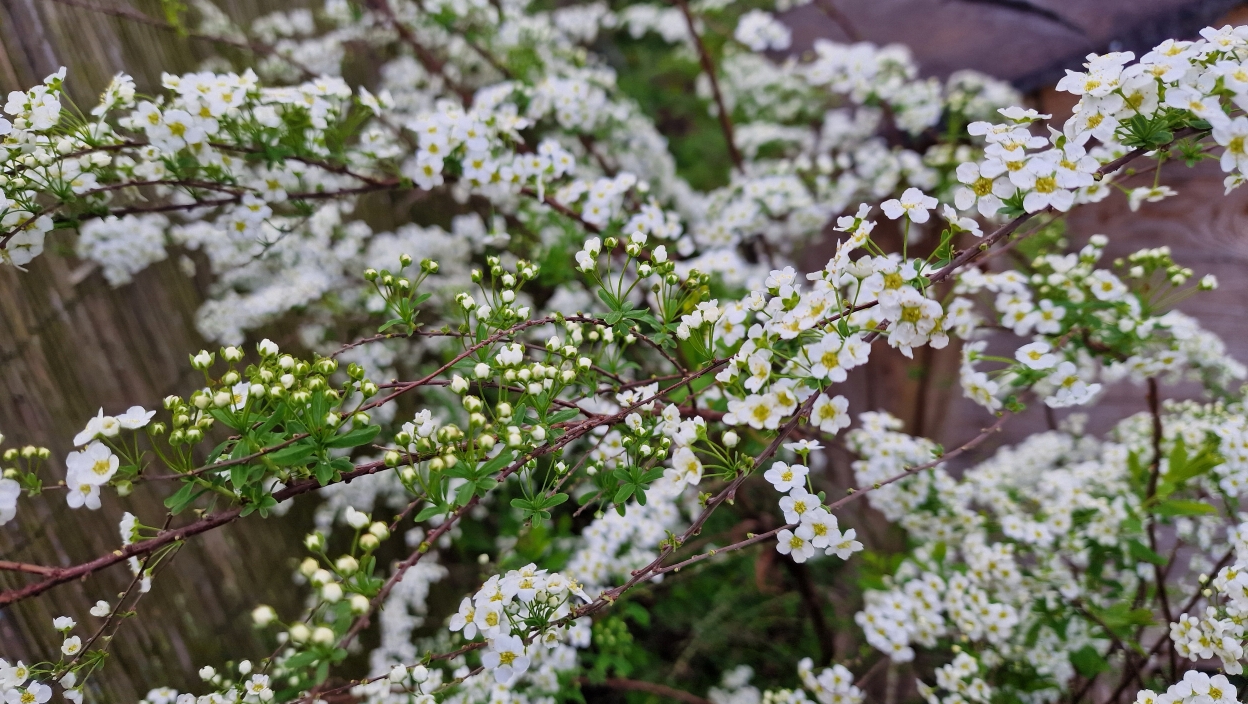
[3,3,1248,704]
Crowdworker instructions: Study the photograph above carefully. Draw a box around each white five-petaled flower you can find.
[776,527,815,563]
[73,408,121,446]
[764,462,809,493]
[60,636,82,656]
[1015,341,1059,370]
[482,634,530,684]
[826,528,863,559]
[881,188,938,224]
[66,441,119,486]
[811,394,851,435]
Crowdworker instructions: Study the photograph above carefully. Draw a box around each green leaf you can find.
[547,409,580,424]
[1128,539,1166,566]
[269,442,316,466]
[1152,499,1217,517]
[325,425,381,449]
[1070,645,1111,677]
[455,481,477,506]
[314,461,335,485]
[283,651,319,670]
[597,288,620,311]
[377,318,407,333]
[163,482,203,515]
[479,450,516,476]
[414,503,446,522]
[614,485,635,504]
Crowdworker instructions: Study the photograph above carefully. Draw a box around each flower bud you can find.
[288,624,310,643]
[359,534,380,551]
[321,582,344,603]
[190,350,214,370]
[252,605,277,627]
[723,431,739,448]
[335,556,359,575]
[312,627,335,645]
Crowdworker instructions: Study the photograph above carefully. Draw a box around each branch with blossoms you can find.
[9,7,1248,704]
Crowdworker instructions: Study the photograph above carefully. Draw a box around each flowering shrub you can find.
[3,2,1248,703]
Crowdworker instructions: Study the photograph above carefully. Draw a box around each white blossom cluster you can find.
[10,5,1248,704]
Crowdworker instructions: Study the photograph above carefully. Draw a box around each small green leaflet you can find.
[325,424,381,449]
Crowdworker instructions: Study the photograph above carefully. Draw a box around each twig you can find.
[672,0,743,172]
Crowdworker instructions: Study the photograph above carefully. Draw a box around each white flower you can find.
[482,634,530,684]
[954,162,1014,218]
[1044,361,1102,408]
[52,616,75,631]
[764,462,809,493]
[61,636,82,656]
[881,188,937,223]
[776,527,815,563]
[0,478,18,525]
[115,406,155,430]
[1015,341,1058,370]
[73,408,120,446]
[66,441,119,486]
[448,597,478,639]
[1087,269,1128,301]
[779,487,817,524]
[257,339,279,356]
[65,480,101,511]
[826,528,863,559]
[344,506,370,529]
[7,683,51,704]
[89,600,111,617]
[811,394,850,435]
[666,446,704,486]
[800,508,839,549]
[1215,116,1248,173]
[725,394,784,430]
[1127,185,1177,211]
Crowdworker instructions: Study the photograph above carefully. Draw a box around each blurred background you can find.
[3,0,1248,699]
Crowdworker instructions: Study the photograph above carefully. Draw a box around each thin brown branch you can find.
[0,560,59,576]
[673,0,743,172]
